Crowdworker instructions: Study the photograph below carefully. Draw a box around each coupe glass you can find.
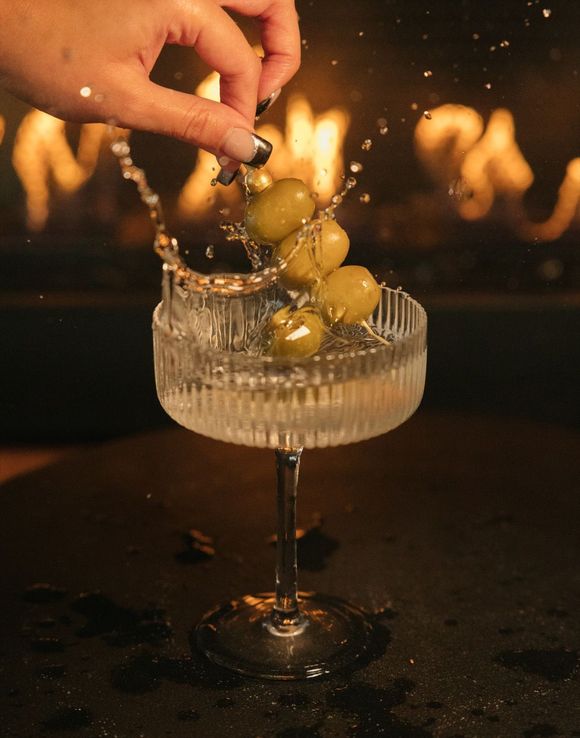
[153,267,427,680]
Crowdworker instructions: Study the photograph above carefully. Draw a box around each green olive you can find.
[245,168,273,195]
[275,219,350,289]
[245,178,316,245]
[269,305,324,358]
[320,266,381,324]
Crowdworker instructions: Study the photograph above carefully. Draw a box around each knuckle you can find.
[179,103,217,147]
[274,52,300,79]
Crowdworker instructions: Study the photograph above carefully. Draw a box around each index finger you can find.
[219,0,301,101]
[169,0,262,124]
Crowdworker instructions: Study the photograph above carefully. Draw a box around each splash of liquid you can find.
[111,135,391,350]
[111,138,282,296]
[111,137,362,295]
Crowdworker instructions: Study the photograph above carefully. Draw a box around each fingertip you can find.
[258,53,300,103]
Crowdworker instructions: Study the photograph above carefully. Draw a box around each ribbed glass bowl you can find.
[153,284,427,449]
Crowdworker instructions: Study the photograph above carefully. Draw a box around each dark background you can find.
[1,0,579,440]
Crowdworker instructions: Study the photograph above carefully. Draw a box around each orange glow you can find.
[459,109,533,220]
[178,74,350,219]
[258,95,350,205]
[414,103,484,183]
[12,109,110,230]
[519,157,580,241]
[177,71,239,218]
[415,103,579,241]
[0,115,5,146]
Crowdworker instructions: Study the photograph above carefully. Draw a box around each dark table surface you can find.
[1,411,579,738]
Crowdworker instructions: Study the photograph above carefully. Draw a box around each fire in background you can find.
[4,95,579,243]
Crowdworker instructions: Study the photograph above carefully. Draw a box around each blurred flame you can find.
[415,104,579,241]
[178,72,350,219]
[269,95,350,204]
[519,157,580,241]
[414,104,484,182]
[12,110,109,230]
[177,71,240,218]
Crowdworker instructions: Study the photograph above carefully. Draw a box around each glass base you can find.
[196,592,373,680]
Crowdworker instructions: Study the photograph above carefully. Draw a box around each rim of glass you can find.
[152,285,427,368]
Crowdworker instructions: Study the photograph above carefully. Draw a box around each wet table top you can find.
[1,411,579,738]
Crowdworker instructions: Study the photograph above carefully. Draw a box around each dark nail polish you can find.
[245,134,272,167]
[217,167,239,186]
[255,89,281,119]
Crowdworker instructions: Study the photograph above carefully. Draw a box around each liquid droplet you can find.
[345,177,357,189]
[79,86,92,98]
[410,102,418,111]
[331,194,343,205]
[542,8,552,18]
[500,39,510,48]
[331,59,339,66]
[361,138,373,151]
[349,161,363,173]
[376,117,389,135]
[484,82,492,89]
[205,245,215,259]
[359,193,371,204]
[423,110,432,120]
[210,178,217,187]
[423,70,433,78]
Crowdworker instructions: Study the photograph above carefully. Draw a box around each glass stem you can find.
[271,446,304,631]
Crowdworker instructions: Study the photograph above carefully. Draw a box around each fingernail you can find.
[217,166,239,186]
[221,128,272,167]
[255,88,281,119]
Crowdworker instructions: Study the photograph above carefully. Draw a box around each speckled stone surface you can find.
[1,411,579,737]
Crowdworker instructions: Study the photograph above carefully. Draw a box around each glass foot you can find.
[196,592,373,680]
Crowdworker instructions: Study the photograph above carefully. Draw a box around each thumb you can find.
[119,78,272,167]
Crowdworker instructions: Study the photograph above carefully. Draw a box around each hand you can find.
[0,0,300,166]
